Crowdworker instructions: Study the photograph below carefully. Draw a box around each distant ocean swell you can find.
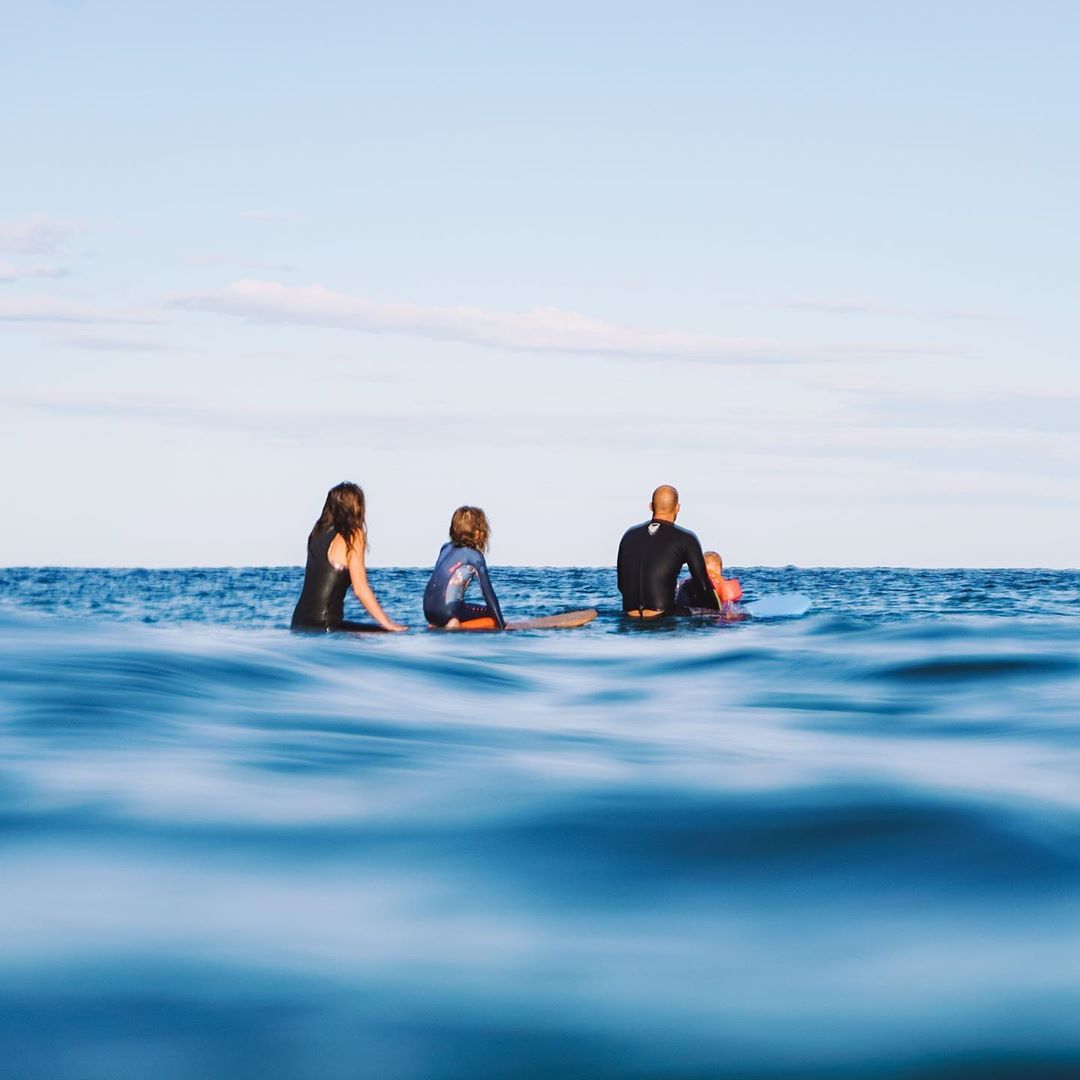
[1,567,1079,1078]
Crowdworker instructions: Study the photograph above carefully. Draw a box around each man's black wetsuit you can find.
[291,528,379,632]
[616,519,718,615]
[674,577,715,609]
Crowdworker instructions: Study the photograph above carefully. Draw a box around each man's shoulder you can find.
[620,521,650,540]
[671,522,701,544]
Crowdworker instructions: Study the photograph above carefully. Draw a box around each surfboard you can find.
[742,593,812,618]
[429,608,598,631]
[506,608,598,631]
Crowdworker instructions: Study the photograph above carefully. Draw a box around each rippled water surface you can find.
[1,566,1079,1079]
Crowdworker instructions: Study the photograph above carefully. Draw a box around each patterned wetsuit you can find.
[423,542,506,628]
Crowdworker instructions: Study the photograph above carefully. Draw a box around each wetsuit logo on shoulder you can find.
[648,523,661,536]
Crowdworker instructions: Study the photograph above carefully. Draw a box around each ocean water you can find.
[1,565,1079,1079]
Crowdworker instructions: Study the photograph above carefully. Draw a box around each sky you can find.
[1,0,1077,567]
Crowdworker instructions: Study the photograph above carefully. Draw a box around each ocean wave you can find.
[1,570,1079,1076]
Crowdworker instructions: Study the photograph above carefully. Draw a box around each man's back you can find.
[617,519,717,614]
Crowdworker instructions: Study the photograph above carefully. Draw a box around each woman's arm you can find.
[348,538,407,631]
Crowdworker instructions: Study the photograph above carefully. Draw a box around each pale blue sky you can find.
[2,1,1077,567]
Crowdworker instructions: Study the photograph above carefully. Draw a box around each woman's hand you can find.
[348,539,407,632]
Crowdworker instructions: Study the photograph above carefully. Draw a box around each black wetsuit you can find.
[675,578,715,609]
[291,528,380,632]
[616,519,718,615]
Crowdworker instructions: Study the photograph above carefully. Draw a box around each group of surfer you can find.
[290,481,741,633]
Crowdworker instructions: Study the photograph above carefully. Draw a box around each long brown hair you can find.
[449,505,490,553]
[309,482,367,553]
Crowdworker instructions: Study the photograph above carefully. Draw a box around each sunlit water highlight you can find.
[1,566,1079,1078]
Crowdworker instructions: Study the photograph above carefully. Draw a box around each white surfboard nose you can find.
[743,594,813,619]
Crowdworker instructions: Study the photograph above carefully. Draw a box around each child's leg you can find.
[452,603,498,630]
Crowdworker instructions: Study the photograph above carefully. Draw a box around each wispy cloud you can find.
[0,393,416,444]
[0,215,86,256]
[855,386,1080,435]
[771,297,1011,322]
[931,306,1014,322]
[0,262,70,284]
[52,332,175,353]
[4,393,1075,500]
[778,298,913,317]
[171,280,956,363]
[0,295,163,325]
[182,254,298,273]
[239,210,305,223]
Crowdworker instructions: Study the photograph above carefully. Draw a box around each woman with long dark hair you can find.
[291,482,407,632]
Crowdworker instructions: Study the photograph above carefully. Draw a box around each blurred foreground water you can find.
[1,566,1079,1079]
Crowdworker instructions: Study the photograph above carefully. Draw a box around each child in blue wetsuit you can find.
[423,506,506,630]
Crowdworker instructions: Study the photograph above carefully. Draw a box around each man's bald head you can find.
[650,485,680,521]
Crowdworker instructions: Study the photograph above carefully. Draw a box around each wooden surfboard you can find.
[430,609,598,631]
[505,608,598,631]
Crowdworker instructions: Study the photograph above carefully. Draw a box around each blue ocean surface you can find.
[1,566,1079,1079]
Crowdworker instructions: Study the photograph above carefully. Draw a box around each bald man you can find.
[616,485,719,617]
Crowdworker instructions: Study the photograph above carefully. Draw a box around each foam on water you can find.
[1,567,1079,1078]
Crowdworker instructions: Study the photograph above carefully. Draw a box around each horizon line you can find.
[2,563,1077,573]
